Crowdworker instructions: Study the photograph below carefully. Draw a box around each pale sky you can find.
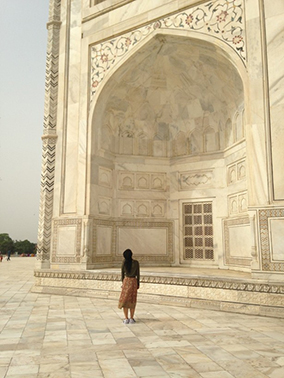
[0,1,49,243]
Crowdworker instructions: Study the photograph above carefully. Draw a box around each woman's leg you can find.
[130,306,135,319]
[123,307,129,319]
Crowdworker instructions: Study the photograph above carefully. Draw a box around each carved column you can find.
[36,0,61,268]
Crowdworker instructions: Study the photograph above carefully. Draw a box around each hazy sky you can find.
[0,2,49,243]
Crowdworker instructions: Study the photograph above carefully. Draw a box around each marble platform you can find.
[33,266,284,319]
[2,258,284,377]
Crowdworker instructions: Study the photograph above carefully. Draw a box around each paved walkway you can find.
[1,258,284,378]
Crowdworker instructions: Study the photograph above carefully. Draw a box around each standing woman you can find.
[118,249,140,324]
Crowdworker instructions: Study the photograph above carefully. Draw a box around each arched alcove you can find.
[89,33,246,267]
[92,34,244,158]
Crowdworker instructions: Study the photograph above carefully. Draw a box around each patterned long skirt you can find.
[118,277,138,309]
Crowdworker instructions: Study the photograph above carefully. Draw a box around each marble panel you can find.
[99,167,113,188]
[259,209,284,271]
[62,1,82,214]
[98,197,111,215]
[269,218,284,261]
[136,173,150,190]
[57,227,77,256]
[224,216,251,267]
[118,227,167,256]
[179,170,213,190]
[151,201,166,218]
[96,226,112,255]
[270,104,284,199]
[264,6,284,199]
[237,160,246,181]
[120,200,134,217]
[151,173,167,191]
[118,171,167,191]
[228,195,238,216]
[52,219,82,263]
[228,191,248,216]
[119,172,135,190]
[136,201,150,217]
[227,158,246,186]
[228,225,251,258]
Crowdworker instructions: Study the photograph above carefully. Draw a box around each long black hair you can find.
[123,249,133,273]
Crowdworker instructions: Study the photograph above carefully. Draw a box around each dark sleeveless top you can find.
[121,259,140,288]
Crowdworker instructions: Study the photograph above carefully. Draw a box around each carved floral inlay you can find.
[90,0,245,102]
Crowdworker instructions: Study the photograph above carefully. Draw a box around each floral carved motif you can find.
[90,0,245,102]
[179,171,213,190]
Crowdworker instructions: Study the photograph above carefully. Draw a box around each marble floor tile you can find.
[132,364,169,377]
[99,358,136,378]
[90,332,116,345]
[5,375,38,378]
[260,366,284,377]
[190,361,225,373]
[6,364,39,376]
[200,372,235,378]
[0,366,8,378]
[96,349,125,360]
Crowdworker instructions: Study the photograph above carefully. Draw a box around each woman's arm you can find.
[136,261,140,289]
[121,262,125,282]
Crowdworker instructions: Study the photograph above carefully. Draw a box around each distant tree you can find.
[14,240,36,255]
[0,233,14,253]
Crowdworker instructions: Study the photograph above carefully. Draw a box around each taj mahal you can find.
[33,0,284,318]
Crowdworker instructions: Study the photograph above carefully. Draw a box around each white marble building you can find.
[36,0,284,286]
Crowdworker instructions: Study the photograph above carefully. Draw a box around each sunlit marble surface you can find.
[2,257,284,377]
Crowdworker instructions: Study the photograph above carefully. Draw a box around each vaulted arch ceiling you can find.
[94,34,244,157]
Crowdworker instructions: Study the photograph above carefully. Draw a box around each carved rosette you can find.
[90,0,245,102]
[37,0,61,262]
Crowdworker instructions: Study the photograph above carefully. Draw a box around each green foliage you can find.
[0,234,36,255]
[14,240,36,255]
[0,233,14,253]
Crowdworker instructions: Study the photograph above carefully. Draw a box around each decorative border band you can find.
[34,269,284,294]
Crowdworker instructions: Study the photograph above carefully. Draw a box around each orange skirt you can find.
[118,277,138,309]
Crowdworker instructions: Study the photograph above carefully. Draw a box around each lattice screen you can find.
[183,202,214,260]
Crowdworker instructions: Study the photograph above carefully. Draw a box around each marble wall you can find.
[36,0,284,277]
[263,0,284,200]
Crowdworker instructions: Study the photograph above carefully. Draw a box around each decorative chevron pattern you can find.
[37,0,61,262]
